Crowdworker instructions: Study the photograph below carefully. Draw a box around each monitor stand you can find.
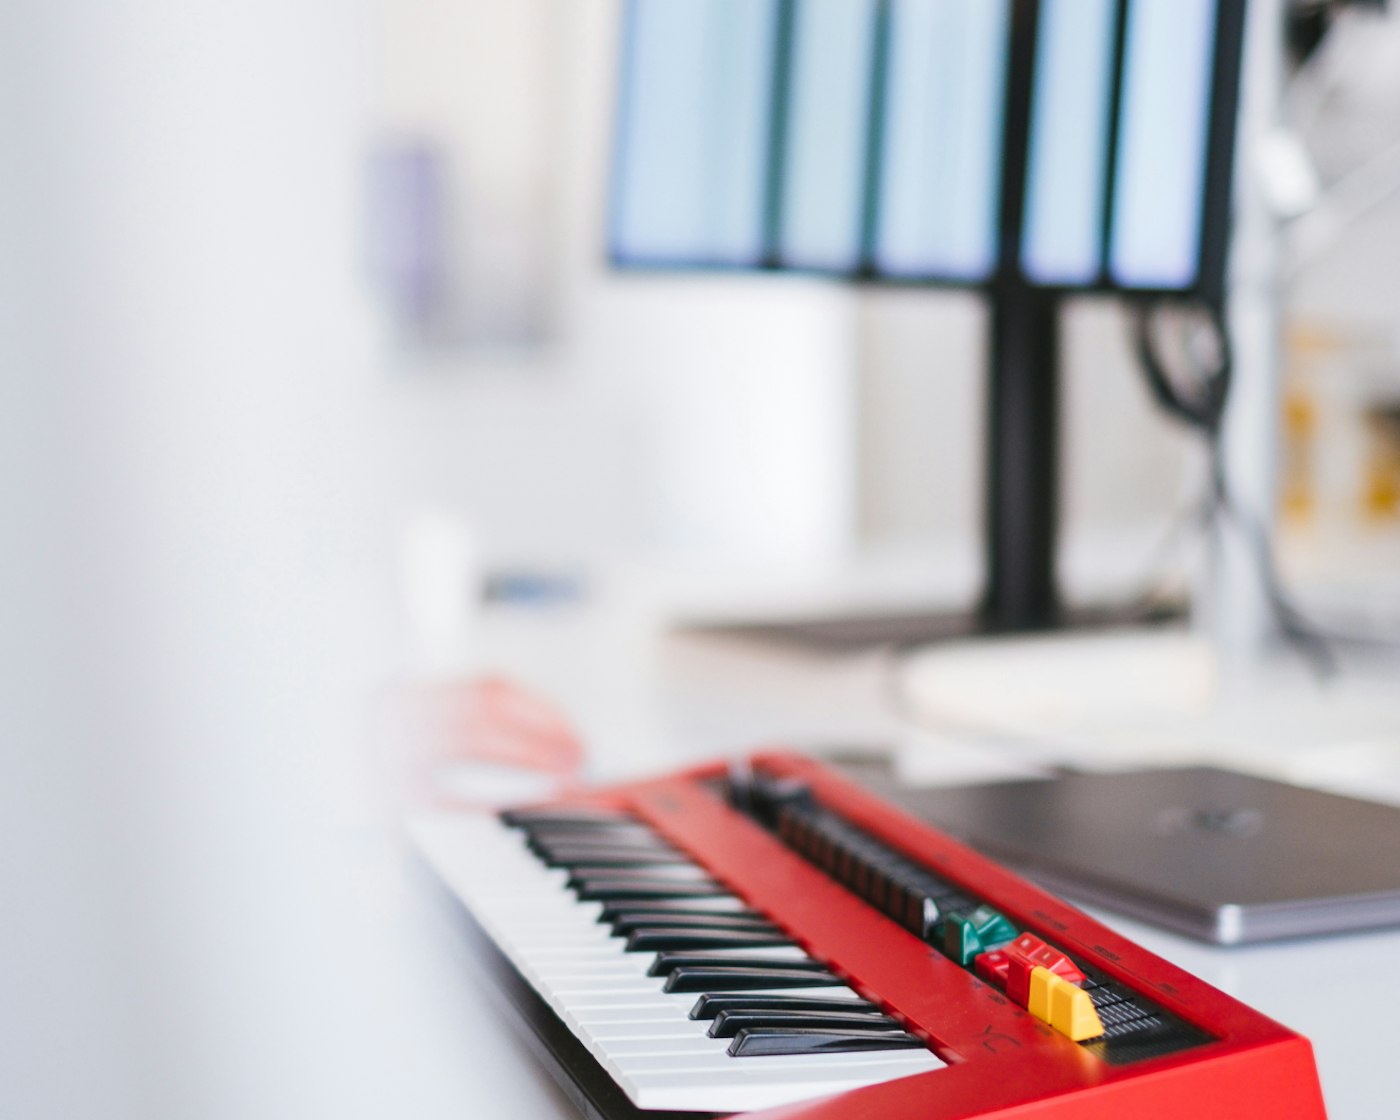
[980,278,1062,633]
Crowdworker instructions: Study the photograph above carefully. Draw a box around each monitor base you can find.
[678,598,1183,651]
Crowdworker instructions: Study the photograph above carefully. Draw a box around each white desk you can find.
[410,594,1400,1119]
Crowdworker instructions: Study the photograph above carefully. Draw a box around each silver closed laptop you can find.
[898,766,1400,945]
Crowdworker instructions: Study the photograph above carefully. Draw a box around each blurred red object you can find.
[397,675,587,810]
[431,675,585,774]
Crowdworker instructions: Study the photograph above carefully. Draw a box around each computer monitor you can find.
[609,0,1247,632]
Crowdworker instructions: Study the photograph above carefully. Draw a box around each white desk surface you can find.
[407,593,1400,1120]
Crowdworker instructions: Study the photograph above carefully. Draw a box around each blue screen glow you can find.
[778,0,879,271]
[611,0,778,266]
[1020,0,1117,285]
[875,0,1009,280]
[1109,0,1218,289]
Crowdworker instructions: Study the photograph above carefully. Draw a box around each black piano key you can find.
[607,912,780,935]
[645,953,825,978]
[727,1027,926,1058]
[532,832,668,854]
[597,899,762,923]
[569,860,707,875]
[689,993,883,1020]
[708,1009,902,1038]
[500,806,634,829]
[527,826,670,844]
[562,861,700,875]
[528,832,673,851]
[526,823,674,840]
[574,880,731,902]
[570,869,718,889]
[624,928,794,953]
[526,826,663,841]
[536,842,668,861]
[566,865,712,889]
[532,851,686,868]
[661,967,843,993]
[536,847,694,869]
[515,812,649,828]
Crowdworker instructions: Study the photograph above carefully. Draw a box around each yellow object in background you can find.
[1281,387,1318,524]
[1281,320,1400,529]
[1363,406,1400,521]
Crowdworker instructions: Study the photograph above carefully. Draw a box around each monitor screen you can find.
[609,0,1244,299]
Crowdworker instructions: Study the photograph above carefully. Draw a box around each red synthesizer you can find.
[413,751,1328,1119]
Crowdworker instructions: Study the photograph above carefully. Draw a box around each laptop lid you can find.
[894,766,1400,945]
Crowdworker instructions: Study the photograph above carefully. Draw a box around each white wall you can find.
[0,10,146,1113]
[0,6,860,1116]
[364,0,859,571]
[855,290,1198,578]
[2,3,457,1117]
[353,0,1400,584]
[362,0,1200,589]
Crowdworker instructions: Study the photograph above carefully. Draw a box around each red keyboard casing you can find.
[555,751,1327,1120]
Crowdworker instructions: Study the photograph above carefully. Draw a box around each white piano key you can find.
[620,1047,942,1073]
[514,947,632,964]
[535,945,810,972]
[500,909,615,928]
[554,991,718,1022]
[630,1052,946,1075]
[569,1005,693,1025]
[548,980,672,999]
[647,1050,933,1079]
[625,1057,943,1114]
[528,957,640,974]
[571,986,865,1024]
[411,811,947,1115]
[508,930,622,948]
[589,1023,716,1044]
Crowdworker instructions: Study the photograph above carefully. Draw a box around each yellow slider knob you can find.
[1027,966,1104,1042]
